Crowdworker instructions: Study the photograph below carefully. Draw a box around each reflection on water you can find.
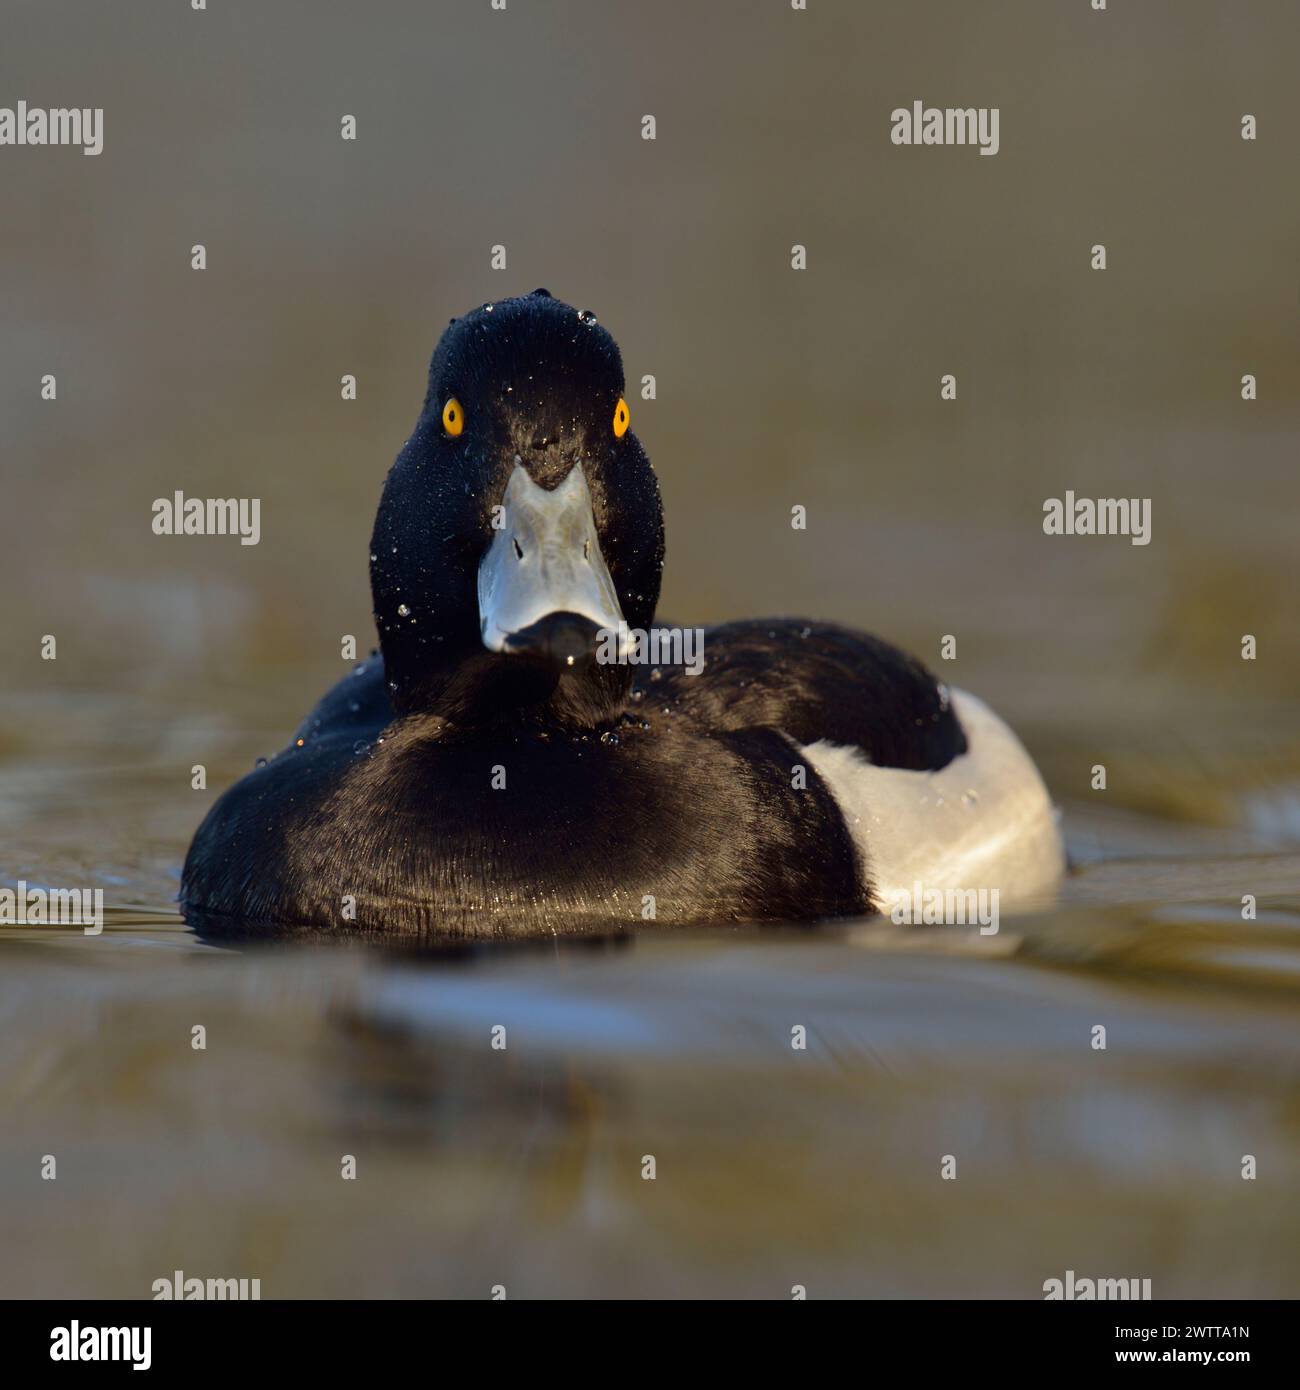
[2,689,1298,1299]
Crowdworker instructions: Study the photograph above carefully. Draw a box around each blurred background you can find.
[1,0,1298,1299]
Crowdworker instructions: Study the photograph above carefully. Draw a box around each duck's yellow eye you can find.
[613,397,630,439]
[442,397,464,437]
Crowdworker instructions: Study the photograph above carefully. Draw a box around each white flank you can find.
[799,689,1065,915]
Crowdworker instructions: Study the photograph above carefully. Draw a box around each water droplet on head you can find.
[254,756,268,769]
[353,739,369,755]
[577,309,597,325]
[397,603,411,617]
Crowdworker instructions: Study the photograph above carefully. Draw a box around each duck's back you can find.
[651,620,1064,914]
[647,619,967,770]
